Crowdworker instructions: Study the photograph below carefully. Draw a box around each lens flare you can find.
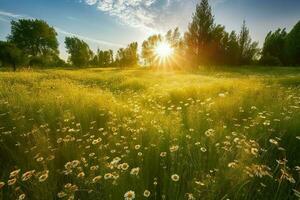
[155,42,173,60]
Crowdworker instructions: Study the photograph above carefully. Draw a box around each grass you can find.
[0,66,300,200]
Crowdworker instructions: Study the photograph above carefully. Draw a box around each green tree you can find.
[238,20,259,65]
[65,37,93,67]
[0,41,26,71]
[184,0,215,65]
[225,31,240,65]
[8,19,58,57]
[92,49,114,67]
[141,34,162,66]
[116,42,138,68]
[260,29,287,66]
[285,20,300,66]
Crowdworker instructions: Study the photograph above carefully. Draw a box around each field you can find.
[0,67,300,200]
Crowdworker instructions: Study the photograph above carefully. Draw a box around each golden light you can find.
[155,42,173,60]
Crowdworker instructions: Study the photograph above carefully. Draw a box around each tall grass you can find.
[0,67,299,200]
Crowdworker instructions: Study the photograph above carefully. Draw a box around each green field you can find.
[0,67,300,200]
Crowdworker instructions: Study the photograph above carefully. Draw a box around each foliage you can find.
[91,49,114,67]
[8,19,59,57]
[115,42,138,67]
[238,20,259,65]
[184,0,216,65]
[141,28,184,68]
[0,41,26,71]
[142,34,162,66]
[260,29,287,66]
[184,0,259,67]
[285,20,300,66]
[65,37,93,67]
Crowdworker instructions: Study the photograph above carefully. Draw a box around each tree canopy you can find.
[116,42,138,68]
[8,19,59,57]
[0,41,26,71]
[65,37,93,67]
[285,21,300,66]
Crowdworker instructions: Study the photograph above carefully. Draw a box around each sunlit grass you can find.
[0,67,299,199]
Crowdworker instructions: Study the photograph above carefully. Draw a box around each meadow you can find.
[0,67,300,200]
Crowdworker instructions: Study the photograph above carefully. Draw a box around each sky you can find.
[0,0,300,59]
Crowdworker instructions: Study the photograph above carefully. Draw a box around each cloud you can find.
[55,27,124,47]
[0,10,123,48]
[83,0,228,32]
[83,0,172,31]
[0,10,32,19]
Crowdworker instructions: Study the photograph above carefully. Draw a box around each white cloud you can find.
[84,0,168,32]
[0,10,31,19]
[83,0,228,33]
[0,10,123,48]
[55,27,124,47]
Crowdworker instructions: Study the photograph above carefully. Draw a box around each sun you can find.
[155,42,173,60]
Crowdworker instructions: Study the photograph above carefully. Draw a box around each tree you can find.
[116,42,138,68]
[8,19,59,57]
[285,20,300,66]
[260,29,287,66]
[225,31,240,65]
[92,49,114,67]
[65,37,93,67]
[166,28,185,68]
[0,41,26,71]
[184,0,215,65]
[142,34,162,66]
[238,20,259,65]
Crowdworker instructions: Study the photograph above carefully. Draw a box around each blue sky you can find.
[1,0,300,59]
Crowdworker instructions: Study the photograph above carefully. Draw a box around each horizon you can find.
[1,0,300,60]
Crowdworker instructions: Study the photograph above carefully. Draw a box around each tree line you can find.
[0,0,300,71]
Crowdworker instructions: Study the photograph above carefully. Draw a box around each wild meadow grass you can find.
[0,67,300,200]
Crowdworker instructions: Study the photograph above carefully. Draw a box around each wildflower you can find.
[18,194,26,200]
[38,171,49,182]
[90,165,99,171]
[195,180,205,186]
[263,120,271,126]
[57,191,67,198]
[251,148,258,156]
[92,138,102,145]
[71,160,80,168]
[104,173,113,180]
[0,181,5,189]
[134,145,141,150]
[218,93,226,97]
[7,178,17,186]
[77,172,85,178]
[10,169,21,178]
[130,167,140,176]
[186,193,196,200]
[124,190,135,200]
[228,162,238,168]
[269,139,278,145]
[200,147,207,152]
[171,174,180,182]
[169,145,179,152]
[160,152,167,157]
[143,190,151,197]
[92,175,102,183]
[112,172,120,179]
[36,157,44,162]
[204,129,215,137]
[21,170,35,181]
[121,163,129,171]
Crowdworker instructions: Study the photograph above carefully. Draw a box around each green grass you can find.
[0,66,300,200]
